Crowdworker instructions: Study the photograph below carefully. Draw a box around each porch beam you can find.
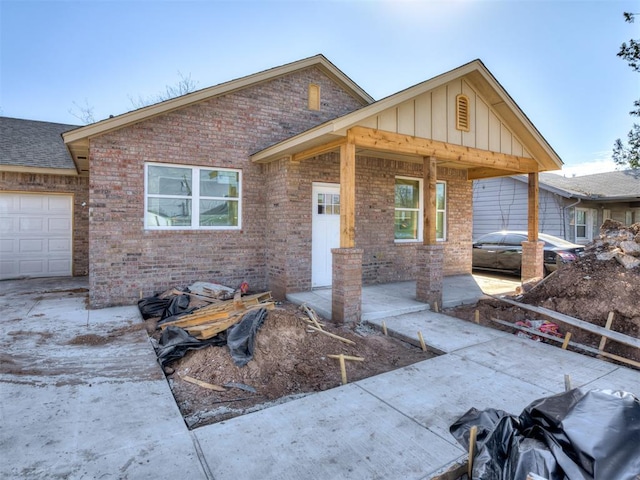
[340,133,356,248]
[349,126,539,173]
[292,138,346,163]
[423,156,437,245]
[467,167,522,180]
[528,172,539,241]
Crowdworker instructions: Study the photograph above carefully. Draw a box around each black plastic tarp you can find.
[226,308,268,367]
[156,326,227,367]
[155,308,268,368]
[450,389,640,480]
[138,292,191,320]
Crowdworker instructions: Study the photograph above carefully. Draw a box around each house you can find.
[0,117,88,279]
[473,170,640,244]
[4,55,563,322]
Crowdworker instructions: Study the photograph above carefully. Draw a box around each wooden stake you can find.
[564,374,572,392]
[561,331,572,350]
[182,375,227,392]
[434,301,439,313]
[328,354,364,362]
[418,331,427,351]
[599,312,614,352]
[468,425,478,478]
[307,326,356,345]
[382,320,388,336]
[474,309,480,324]
[339,354,347,384]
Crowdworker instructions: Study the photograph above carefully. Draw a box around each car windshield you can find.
[538,233,579,248]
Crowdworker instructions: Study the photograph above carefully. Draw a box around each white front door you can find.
[0,193,73,279]
[312,183,340,287]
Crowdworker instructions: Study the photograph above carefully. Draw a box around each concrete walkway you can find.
[1,276,638,479]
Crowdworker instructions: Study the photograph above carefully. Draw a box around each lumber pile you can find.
[160,291,274,340]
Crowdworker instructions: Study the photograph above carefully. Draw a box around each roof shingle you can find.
[1,116,79,171]
[539,170,640,199]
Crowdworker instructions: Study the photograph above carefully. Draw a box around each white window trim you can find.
[436,181,447,242]
[574,207,592,242]
[144,162,242,230]
[393,177,447,243]
[395,176,423,243]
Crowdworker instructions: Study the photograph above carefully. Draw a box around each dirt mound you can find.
[449,221,640,365]
[158,302,433,428]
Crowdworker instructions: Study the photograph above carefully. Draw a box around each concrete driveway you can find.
[1,276,638,479]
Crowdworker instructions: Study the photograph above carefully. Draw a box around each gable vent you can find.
[308,84,320,111]
[456,94,470,132]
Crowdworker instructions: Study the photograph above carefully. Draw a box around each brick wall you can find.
[88,67,364,307]
[0,171,90,276]
[272,155,473,293]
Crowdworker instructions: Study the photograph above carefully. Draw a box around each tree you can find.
[68,98,96,124]
[69,72,199,125]
[613,12,640,169]
[128,71,198,109]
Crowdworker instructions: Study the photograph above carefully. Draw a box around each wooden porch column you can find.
[332,132,362,324]
[416,156,444,309]
[339,137,356,248]
[521,172,544,281]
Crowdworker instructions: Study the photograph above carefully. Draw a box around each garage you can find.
[0,193,73,279]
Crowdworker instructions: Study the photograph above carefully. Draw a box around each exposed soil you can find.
[150,221,639,429]
[157,302,433,429]
[447,221,640,366]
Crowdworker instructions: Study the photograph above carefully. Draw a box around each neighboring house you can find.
[473,170,640,244]
[0,117,88,279]
[4,55,563,322]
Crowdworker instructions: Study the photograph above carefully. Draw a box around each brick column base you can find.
[416,244,444,310]
[331,248,363,325]
[521,241,545,282]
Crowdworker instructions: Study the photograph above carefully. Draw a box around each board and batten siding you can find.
[472,177,565,240]
[356,79,532,157]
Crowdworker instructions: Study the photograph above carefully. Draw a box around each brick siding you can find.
[88,67,364,307]
[0,171,89,276]
[264,154,473,297]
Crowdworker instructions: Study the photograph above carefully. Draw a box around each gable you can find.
[355,78,532,160]
[252,59,563,178]
[63,54,374,174]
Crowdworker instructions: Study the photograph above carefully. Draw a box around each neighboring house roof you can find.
[1,116,79,175]
[520,170,640,201]
[63,54,374,173]
[251,59,563,175]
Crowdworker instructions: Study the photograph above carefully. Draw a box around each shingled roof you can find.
[538,170,640,200]
[1,116,79,173]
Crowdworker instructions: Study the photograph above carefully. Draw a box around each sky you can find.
[1,0,638,177]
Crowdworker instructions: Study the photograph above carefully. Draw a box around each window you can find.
[394,177,446,241]
[436,182,446,240]
[574,208,595,242]
[625,211,634,225]
[456,94,470,132]
[145,163,241,229]
[317,192,340,215]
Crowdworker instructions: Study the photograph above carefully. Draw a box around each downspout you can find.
[563,197,581,240]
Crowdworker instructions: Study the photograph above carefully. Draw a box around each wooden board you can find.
[492,296,640,350]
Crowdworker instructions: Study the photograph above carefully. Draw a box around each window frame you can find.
[394,177,446,243]
[574,207,592,242]
[435,181,447,241]
[144,162,242,230]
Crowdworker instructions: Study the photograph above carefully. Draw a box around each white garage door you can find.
[0,193,73,279]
